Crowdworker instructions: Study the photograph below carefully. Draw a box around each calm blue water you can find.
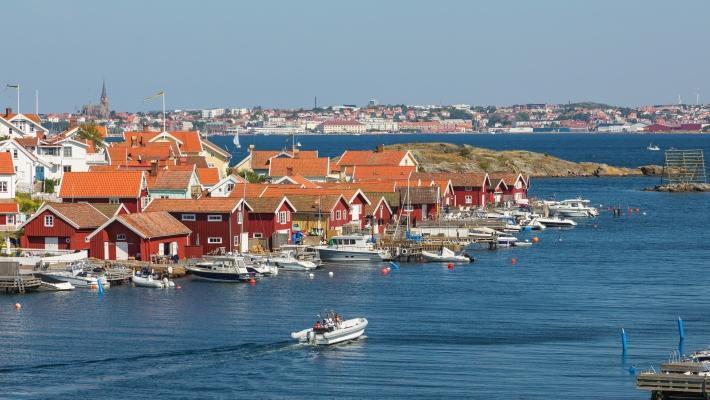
[2,135,710,399]
[214,132,710,170]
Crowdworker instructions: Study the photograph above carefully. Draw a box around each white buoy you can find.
[309,273,314,279]
[642,212,647,215]
[328,271,334,277]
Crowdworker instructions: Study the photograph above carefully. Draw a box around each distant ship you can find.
[647,143,660,151]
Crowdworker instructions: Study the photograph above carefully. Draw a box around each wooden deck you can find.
[637,362,710,399]
[0,275,42,294]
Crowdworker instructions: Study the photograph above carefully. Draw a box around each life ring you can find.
[401,248,409,255]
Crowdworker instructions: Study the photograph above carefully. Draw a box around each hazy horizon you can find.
[4,0,710,113]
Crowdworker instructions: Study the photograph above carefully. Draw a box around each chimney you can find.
[4,107,11,117]
[131,136,137,147]
[143,123,149,132]
[150,161,159,176]
[286,167,294,176]
[376,144,385,153]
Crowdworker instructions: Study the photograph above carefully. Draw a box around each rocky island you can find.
[388,143,644,177]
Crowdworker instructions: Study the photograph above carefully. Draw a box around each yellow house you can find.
[201,137,232,176]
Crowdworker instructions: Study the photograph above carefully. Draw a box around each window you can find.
[182,214,196,222]
[116,233,126,241]
[208,215,222,222]
[108,197,120,204]
[141,196,150,209]
[234,236,239,246]
[12,149,18,159]
[208,163,215,168]
[63,165,72,173]
[208,237,222,244]
[278,211,287,224]
[159,195,169,199]
[465,195,473,204]
[44,215,54,227]
[63,147,72,157]
[237,211,243,224]
[253,233,263,239]
[7,215,14,225]
[464,186,473,191]
[226,183,235,192]
[0,181,6,193]
[336,210,342,220]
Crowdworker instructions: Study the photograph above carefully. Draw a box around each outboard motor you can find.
[307,330,316,344]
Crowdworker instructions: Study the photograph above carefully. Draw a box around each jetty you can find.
[637,361,710,399]
[0,261,41,294]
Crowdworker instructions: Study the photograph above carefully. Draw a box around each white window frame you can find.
[253,232,263,239]
[278,211,287,224]
[336,210,342,220]
[181,214,196,222]
[0,181,7,193]
[226,183,235,192]
[116,233,126,241]
[208,237,222,244]
[12,149,18,159]
[237,211,243,224]
[108,197,120,204]
[465,195,473,204]
[464,186,473,191]
[207,214,222,222]
[44,215,54,227]
[63,146,72,157]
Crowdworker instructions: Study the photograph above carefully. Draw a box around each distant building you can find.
[82,81,110,119]
[317,120,366,134]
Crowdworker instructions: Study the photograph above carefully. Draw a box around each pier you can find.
[637,362,710,399]
[0,262,41,294]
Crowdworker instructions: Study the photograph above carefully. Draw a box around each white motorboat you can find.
[314,235,390,263]
[254,250,317,271]
[549,199,598,218]
[38,265,110,289]
[536,216,577,227]
[421,247,472,263]
[469,227,497,239]
[513,240,533,247]
[497,235,518,247]
[132,269,175,289]
[186,255,254,282]
[522,217,546,230]
[291,312,368,345]
[647,143,660,151]
[38,275,75,291]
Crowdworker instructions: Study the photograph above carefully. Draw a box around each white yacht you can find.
[536,216,577,227]
[548,199,599,218]
[291,312,368,345]
[253,250,317,271]
[314,235,390,263]
[187,255,253,282]
[38,265,110,289]
[421,247,472,263]
[647,143,660,151]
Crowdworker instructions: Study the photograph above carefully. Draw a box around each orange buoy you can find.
[14,303,21,310]
[249,278,256,285]
[532,236,540,243]
[511,257,517,265]
[447,263,454,270]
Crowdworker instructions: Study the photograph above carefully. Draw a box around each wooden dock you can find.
[637,362,710,399]
[0,261,41,294]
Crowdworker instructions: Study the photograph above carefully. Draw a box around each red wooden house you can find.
[491,173,529,203]
[19,202,126,251]
[58,171,148,213]
[144,197,252,255]
[87,211,191,260]
[365,195,394,235]
[413,172,491,208]
[396,186,439,225]
[243,196,296,249]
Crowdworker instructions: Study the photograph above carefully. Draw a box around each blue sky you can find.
[3,0,709,112]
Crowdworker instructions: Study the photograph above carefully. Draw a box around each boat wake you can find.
[0,340,296,374]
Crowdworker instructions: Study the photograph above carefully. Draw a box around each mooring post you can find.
[621,328,628,354]
[678,317,685,340]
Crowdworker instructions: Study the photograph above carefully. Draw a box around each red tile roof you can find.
[352,165,415,182]
[412,172,489,188]
[3,113,43,125]
[0,200,19,214]
[116,212,191,238]
[250,150,319,169]
[107,143,177,166]
[123,131,203,154]
[196,167,220,186]
[59,171,144,198]
[146,170,195,191]
[46,203,109,229]
[337,149,413,167]
[0,152,14,174]
[268,157,330,177]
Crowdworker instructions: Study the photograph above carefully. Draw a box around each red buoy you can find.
[447,263,454,270]
[511,257,517,265]
[249,278,256,285]
[380,267,389,275]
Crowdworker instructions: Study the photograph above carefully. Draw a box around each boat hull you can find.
[317,248,388,263]
[291,318,368,345]
[186,266,250,282]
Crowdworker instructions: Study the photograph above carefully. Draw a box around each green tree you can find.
[77,123,105,149]
[516,112,530,122]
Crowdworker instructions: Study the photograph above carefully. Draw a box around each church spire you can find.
[101,80,107,99]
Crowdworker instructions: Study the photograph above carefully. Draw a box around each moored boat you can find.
[536,216,577,227]
[186,255,254,282]
[132,269,175,288]
[548,199,598,218]
[314,235,390,264]
[421,247,472,263]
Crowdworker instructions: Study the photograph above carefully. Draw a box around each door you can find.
[44,237,58,251]
[422,204,428,220]
[351,204,360,222]
[103,242,110,260]
[116,241,128,260]
[240,232,249,253]
[170,242,178,256]
[35,166,45,181]
[158,242,165,255]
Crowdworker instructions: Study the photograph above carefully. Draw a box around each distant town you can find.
[13,83,710,136]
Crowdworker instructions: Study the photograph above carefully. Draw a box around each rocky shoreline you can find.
[643,183,710,192]
[388,143,647,178]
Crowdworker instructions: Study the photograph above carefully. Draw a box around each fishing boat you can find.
[647,143,660,151]
[536,216,577,227]
[132,268,175,288]
[421,247,472,263]
[314,235,390,263]
[291,311,368,345]
[186,255,254,282]
[548,199,598,218]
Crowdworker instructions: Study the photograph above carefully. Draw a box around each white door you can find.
[170,242,178,256]
[44,237,58,251]
[116,241,128,260]
[103,242,110,260]
[158,242,165,255]
[422,204,428,220]
[351,204,361,221]
[240,232,249,253]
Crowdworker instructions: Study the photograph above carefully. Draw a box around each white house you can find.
[0,152,17,199]
[207,174,247,197]
[0,139,52,192]
[1,110,48,138]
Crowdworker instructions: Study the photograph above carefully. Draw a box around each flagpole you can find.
[16,84,20,114]
[162,92,166,132]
